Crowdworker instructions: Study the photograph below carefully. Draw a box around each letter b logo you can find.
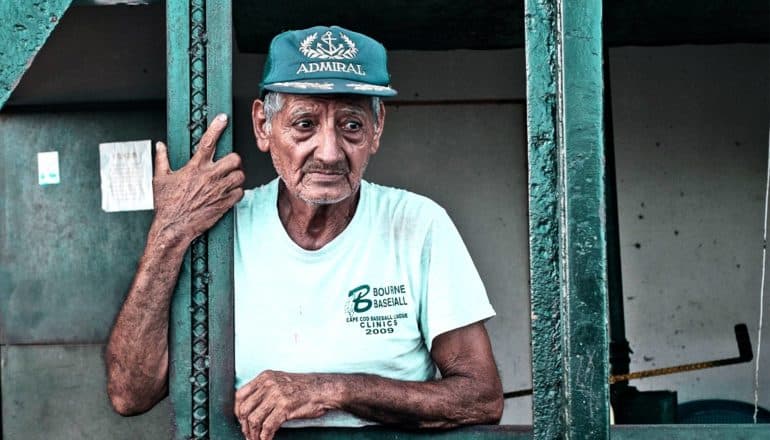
[348,285,372,313]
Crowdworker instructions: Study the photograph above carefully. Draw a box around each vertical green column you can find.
[205,2,238,438]
[167,1,232,439]
[525,0,609,439]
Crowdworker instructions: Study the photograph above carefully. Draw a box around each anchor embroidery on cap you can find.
[299,31,359,60]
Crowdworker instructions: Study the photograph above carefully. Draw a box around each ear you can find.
[369,101,386,155]
[252,99,271,153]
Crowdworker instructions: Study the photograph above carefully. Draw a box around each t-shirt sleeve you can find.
[418,207,496,351]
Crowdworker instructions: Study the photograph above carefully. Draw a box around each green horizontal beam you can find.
[612,425,770,440]
[273,426,532,439]
[71,0,159,5]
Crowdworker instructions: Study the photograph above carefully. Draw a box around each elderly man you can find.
[106,25,503,440]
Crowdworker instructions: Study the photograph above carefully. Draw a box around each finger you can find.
[236,414,249,440]
[214,152,243,176]
[235,380,256,415]
[221,170,246,192]
[249,404,278,440]
[154,141,171,175]
[239,390,266,425]
[194,113,229,162]
[237,384,268,430]
[260,407,286,440]
[222,188,245,210]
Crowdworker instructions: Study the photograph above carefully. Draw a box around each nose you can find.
[313,122,345,164]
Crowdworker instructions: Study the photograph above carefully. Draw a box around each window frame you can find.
[165,1,766,439]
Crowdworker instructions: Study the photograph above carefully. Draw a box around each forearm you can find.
[328,372,502,428]
[105,225,190,415]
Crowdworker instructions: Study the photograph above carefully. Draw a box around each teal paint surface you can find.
[2,345,171,439]
[524,0,565,438]
[0,110,163,344]
[525,0,609,438]
[611,425,770,440]
[167,0,194,436]
[167,0,233,438]
[559,0,609,438]
[204,1,237,438]
[272,426,533,439]
[0,0,72,110]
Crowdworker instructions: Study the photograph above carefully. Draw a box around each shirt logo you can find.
[344,284,410,336]
[348,285,373,313]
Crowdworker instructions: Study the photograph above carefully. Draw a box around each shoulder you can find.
[236,178,278,218]
[363,180,446,222]
[361,180,453,244]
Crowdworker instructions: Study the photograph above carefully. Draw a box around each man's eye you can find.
[342,121,362,131]
[294,120,314,129]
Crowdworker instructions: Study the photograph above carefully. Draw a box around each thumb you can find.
[154,141,172,174]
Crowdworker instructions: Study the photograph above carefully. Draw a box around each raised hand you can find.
[151,113,245,245]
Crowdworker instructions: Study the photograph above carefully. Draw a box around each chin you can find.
[299,191,352,205]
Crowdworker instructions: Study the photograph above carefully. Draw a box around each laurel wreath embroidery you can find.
[299,33,320,58]
[299,31,358,60]
[338,33,359,59]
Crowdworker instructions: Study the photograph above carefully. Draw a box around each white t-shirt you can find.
[234,178,495,426]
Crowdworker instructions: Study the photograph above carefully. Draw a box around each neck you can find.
[277,180,360,251]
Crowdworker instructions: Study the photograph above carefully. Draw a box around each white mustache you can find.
[302,161,349,174]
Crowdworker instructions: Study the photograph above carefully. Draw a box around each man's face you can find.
[253,94,385,205]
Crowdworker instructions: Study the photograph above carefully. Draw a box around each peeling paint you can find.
[526,0,608,438]
[0,0,73,110]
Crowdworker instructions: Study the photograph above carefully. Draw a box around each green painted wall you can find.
[0,109,171,438]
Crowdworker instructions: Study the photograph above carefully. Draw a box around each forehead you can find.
[281,94,372,115]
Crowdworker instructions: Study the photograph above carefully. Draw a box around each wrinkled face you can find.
[253,94,385,205]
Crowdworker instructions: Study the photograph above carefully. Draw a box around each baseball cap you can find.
[260,25,397,97]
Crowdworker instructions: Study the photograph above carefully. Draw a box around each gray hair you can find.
[263,92,381,132]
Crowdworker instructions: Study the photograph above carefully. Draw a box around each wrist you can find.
[146,221,192,255]
[321,373,350,411]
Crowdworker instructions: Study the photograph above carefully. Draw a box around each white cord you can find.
[754,128,770,423]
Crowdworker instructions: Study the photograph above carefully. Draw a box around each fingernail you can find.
[217,114,228,121]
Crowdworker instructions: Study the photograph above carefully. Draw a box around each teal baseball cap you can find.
[260,25,397,97]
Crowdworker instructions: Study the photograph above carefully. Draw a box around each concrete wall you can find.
[612,44,770,408]
[2,4,769,436]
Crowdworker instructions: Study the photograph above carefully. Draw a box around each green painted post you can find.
[0,0,72,110]
[525,0,609,439]
[205,2,238,438]
[167,2,193,438]
[167,1,233,439]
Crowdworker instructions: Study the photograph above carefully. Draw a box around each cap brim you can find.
[262,79,397,97]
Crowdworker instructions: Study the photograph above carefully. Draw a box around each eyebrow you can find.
[287,108,318,119]
[336,106,369,119]
[285,101,371,120]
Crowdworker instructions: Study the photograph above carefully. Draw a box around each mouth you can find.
[305,171,346,182]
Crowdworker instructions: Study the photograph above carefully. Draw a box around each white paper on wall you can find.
[99,140,154,212]
[38,151,61,185]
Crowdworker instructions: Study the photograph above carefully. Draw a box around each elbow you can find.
[107,381,160,416]
[108,390,142,416]
[472,381,504,425]
[453,382,504,426]
[484,392,504,424]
